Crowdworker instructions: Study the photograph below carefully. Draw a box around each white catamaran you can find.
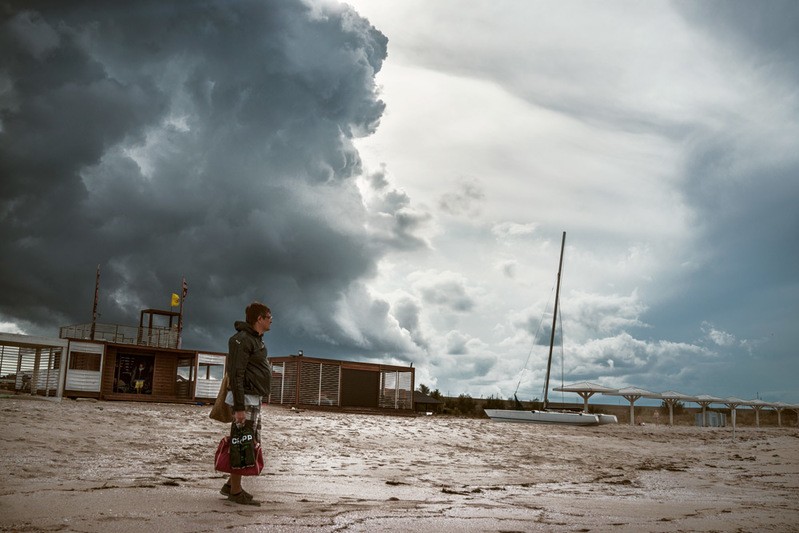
[484,232,618,426]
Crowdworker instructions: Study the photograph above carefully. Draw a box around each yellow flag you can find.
[171,293,180,307]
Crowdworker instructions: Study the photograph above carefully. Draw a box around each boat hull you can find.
[484,409,602,426]
[596,414,618,425]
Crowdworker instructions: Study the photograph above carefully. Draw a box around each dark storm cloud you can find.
[673,0,799,267]
[362,166,430,251]
[650,1,799,369]
[418,279,474,313]
[675,0,799,83]
[0,1,423,358]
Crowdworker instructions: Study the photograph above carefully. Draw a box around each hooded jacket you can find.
[227,320,271,411]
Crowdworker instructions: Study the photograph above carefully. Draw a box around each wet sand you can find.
[1,397,798,532]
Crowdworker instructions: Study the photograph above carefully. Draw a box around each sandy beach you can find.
[1,397,797,532]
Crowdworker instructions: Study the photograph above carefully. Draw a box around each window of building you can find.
[69,352,101,372]
[198,362,224,380]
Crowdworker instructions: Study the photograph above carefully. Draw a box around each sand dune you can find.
[1,397,797,532]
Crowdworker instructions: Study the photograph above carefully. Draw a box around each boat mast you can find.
[543,231,566,410]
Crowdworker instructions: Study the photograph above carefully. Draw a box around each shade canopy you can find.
[692,394,725,428]
[603,387,657,426]
[656,391,696,426]
[603,386,657,399]
[723,396,747,407]
[770,402,799,427]
[552,381,619,413]
[745,399,773,408]
[722,397,748,436]
[744,399,773,427]
[693,394,724,404]
[658,390,697,402]
[553,381,619,393]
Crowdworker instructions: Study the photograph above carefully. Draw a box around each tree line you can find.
[417,383,516,417]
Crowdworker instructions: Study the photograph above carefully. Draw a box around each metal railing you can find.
[59,323,179,349]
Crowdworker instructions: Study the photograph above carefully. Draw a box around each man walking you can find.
[220,301,272,505]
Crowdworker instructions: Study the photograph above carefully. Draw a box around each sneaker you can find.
[220,483,253,500]
[228,491,260,506]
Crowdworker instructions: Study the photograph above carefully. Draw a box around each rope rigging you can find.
[513,278,556,399]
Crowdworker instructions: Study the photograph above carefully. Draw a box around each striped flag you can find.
[182,278,188,300]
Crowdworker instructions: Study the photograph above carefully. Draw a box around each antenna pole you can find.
[90,265,100,340]
[543,231,566,410]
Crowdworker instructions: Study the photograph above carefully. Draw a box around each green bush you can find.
[445,394,476,416]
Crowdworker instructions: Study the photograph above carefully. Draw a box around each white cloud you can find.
[702,322,738,348]
[0,321,25,335]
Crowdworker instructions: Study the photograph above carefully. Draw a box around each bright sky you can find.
[1,0,797,404]
[344,0,799,402]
